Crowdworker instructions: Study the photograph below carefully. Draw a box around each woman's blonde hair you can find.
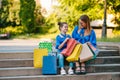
[79,15,92,34]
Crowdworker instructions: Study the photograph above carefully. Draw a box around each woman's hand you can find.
[87,42,91,45]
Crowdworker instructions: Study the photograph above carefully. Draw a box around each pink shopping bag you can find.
[61,38,77,56]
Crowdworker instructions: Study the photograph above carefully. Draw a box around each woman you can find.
[72,15,97,74]
[56,22,74,75]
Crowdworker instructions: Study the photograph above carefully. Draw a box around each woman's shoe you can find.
[75,66,81,74]
[80,66,86,74]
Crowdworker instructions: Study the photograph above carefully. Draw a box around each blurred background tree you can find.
[0,0,120,38]
[34,4,46,34]
[45,0,120,36]
[0,0,9,28]
[19,0,35,33]
[107,0,120,25]
[46,0,104,33]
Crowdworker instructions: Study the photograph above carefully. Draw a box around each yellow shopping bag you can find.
[66,43,82,62]
[33,48,48,68]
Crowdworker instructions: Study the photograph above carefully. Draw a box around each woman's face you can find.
[79,20,87,28]
[60,24,68,33]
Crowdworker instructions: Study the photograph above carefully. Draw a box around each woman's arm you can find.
[89,30,97,48]
[72,26,82,41]
[72,26,77,39]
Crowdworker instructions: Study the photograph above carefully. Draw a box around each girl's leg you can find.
[57,53,66,75]
[69,62,73,68]
[57,53,64,68]
[68,62,74,74]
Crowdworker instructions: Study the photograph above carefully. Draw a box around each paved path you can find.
[0,39,40,53]
[0,39,120,53]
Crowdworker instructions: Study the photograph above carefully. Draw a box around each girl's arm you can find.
[58,38,69,49]
[56,35,70,49]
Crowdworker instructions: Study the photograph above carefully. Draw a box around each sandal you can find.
[75,66,81,74]
[80,66,86,74]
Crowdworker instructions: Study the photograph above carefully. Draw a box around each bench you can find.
[0,33,10,39]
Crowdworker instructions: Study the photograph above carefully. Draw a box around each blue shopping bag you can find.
[42,56,57,75]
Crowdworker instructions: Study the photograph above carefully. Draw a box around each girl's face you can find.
[60,24,68,33]
[79,20,87,28]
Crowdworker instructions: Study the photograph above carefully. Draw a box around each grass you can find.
[1,25,120,42]
[97,35,120,42]
[10,33,120,42]
[10,33,57,40]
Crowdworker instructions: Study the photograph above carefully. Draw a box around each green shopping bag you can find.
[39,42,52,52]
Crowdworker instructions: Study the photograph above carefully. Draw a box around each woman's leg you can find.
[81,62,86,74]
[75,62,80,67]
[75,62,81,74]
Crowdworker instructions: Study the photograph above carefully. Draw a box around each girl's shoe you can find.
[60,69,66,75]
[68,69,74,75]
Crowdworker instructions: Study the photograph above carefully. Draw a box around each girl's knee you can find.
[59,54,64,59]
[57,53,64,59]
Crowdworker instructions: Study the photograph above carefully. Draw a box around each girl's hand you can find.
[65,38,69,42]
[58,38,69,49]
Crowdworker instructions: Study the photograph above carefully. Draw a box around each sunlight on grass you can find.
[12,33,58,40]
[97,35,120,42]
[11,29,120,42]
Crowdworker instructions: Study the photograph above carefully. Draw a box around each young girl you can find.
[72,15,97,74]
[56,22,74,75]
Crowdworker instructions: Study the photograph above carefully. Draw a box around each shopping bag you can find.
[79,43,94,63]
[66,43,82,62]
[39,41,52,52]
[87,43,99,57]
[42,56,57,75]
[61,38,77,56]
[33,48,48,68]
